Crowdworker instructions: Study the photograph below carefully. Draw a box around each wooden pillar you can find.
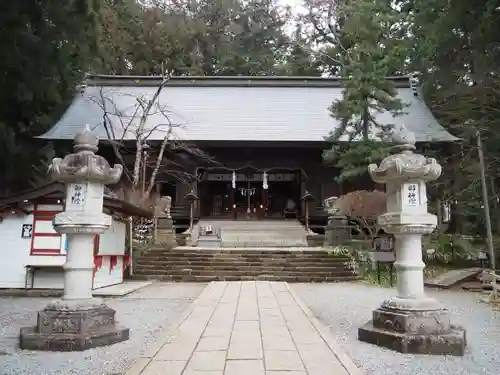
[262,188,268,218]
[231,185,237,220]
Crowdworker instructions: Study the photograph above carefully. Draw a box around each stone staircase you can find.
[198,219,308,248]
[132,247,359,282]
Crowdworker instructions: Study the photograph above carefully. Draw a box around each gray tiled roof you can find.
[38,75,458,142]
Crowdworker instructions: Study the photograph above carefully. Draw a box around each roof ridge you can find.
[83,74,412,88]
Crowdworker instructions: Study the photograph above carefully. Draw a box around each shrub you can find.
[330,190,387,239]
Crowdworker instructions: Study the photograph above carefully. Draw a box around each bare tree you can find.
[89,72,215,208]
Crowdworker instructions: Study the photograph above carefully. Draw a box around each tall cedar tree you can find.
[0,0,103,193]
[398,0,500,234]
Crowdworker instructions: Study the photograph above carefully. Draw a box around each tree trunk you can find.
[362,100,369,140]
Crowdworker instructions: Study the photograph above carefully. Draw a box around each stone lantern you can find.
[357,125,466,356]
[19,127,129,351]
[185,189,199,232]
[300,191,315,232]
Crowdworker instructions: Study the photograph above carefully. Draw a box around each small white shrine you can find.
[0,180,151,291]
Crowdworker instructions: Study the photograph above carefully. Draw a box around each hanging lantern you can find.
[263,171,268,190]
[232,171,236,189]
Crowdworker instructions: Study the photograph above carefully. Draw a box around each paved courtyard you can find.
[0,283,206,375]
[293,282,500,375]
[2,280,497,375]
[126,281,359,375]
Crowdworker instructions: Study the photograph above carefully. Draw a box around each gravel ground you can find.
[0,282,206,375]
[292,282,500,375]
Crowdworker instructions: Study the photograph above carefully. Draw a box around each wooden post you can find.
[184,189,199,234]
[477,131,497,301]
[189,202,194,231]
[128,216,134,276]
[301,191,315,233]
[305,203,310,232]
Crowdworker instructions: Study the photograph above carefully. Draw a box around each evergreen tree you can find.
[305,0,408,182]
[98,0,292,76]
[397,0,500,234]
[276,25,322,76]
[0,0,103,193]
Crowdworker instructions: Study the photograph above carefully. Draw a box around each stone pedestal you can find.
[155,216,177,247]
[357,125,466,356]
[20,300,129,351]
[325,215,351,246]
[19,127,129,351]
[358,306,466,356]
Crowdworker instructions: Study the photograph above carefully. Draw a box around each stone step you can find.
[220,242,307,247]
[134,259,348,268]
[133,268,355,276]
[135,257,350,265]
[134,265,350,273]
[134,260,349,268]
[141,249,338,256]
[205,219,308,248]
[135,259,350,265]
[133,239,357,283]
[131,274,361,283]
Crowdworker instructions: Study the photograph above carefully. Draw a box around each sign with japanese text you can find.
[66,183,87,211]
[403,183,420,207]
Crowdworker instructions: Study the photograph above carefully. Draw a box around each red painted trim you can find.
[97,254,126,256]
[34,210,61,217]
[92,236,101,289]
[123,255,130,268]
[33,233,60,238]
[29,253,66,257]
[30,248,61,252]
[109,256,118,274]
[93,255,104,279]
[33,217,53,221]
[123,255,130,279]
[29,206,37,255]
[94,235,100,254]
[30,204,63,255]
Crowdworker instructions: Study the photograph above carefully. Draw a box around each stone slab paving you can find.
[126,281,360,375]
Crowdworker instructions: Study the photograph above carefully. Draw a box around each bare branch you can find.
[146,113,174,196]
[97,89,133,183]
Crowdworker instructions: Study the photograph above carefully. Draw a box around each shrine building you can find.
[38,75,457,228]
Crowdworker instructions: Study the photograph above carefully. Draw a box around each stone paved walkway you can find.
[126,281,360,375]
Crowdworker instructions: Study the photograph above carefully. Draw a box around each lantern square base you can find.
[19,305,129,352]
[358,307,466,356]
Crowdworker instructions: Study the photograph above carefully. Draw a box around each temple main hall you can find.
[39,75,457,227]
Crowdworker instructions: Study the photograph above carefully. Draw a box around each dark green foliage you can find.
[323,140,391,183]
[308,0,407,182]
[0,0,304,193]
[275,25,322,77]
[98,0,293,76]
[397,0,500,235]
[0,0,103,193]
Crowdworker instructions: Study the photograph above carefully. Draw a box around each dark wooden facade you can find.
[167,142,373,229]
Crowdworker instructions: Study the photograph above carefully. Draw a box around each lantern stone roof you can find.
[0,182,152,218]
[38,75,458,143]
